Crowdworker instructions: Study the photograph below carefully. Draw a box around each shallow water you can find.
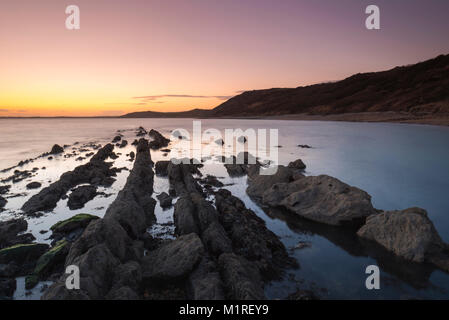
[1,118,449,300]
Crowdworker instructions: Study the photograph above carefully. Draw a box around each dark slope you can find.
[122,54,449,118]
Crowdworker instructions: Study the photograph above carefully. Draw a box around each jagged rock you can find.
[26,182,42,189]
[22,144,119,215]
[142,233,204,282]
[288,159,306,170]
[0,218,35,249]
[357,207,448,263]
[261,174,376,226]
[50,144,64,155]
[167,161,203,196]
[68,186,98,210]
[157,192,172,208]
[65,218,132,265]
[215,189,296,278]
[218,253,265,300]
[104,139,156,238]
[155,161,170,176]
[149,129,170,150]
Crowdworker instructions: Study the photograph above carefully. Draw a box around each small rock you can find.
[157,192,173,209]
[26,182,42,190]
[49,144,64,155]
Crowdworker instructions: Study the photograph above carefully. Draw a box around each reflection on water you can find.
[1,118,449,299]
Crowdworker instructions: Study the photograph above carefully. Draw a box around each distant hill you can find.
[121,54,449,119]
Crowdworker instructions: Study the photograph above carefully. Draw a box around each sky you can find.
[0,0,448,117]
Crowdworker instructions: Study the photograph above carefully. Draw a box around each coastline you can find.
[1,111,449,127]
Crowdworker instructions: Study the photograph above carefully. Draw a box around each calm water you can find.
[1,118,449,300]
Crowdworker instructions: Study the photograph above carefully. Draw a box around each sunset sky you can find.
[1,0,448,117]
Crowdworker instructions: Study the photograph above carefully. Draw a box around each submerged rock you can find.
[67,185,98,210]
[357,207,448,263]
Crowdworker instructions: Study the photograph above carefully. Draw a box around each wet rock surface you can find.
[148,129,170,150]
[67,185,98,210]
[22,144,120,216]
[43,138,156,300]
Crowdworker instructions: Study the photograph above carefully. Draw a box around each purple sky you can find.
[0,0,448,116]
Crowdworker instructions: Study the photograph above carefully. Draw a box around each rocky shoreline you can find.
[1,127,449,300]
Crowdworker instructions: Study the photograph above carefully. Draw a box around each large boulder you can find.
[261,174,376,226]
[357,207,447,263]
[142,233,204,282]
